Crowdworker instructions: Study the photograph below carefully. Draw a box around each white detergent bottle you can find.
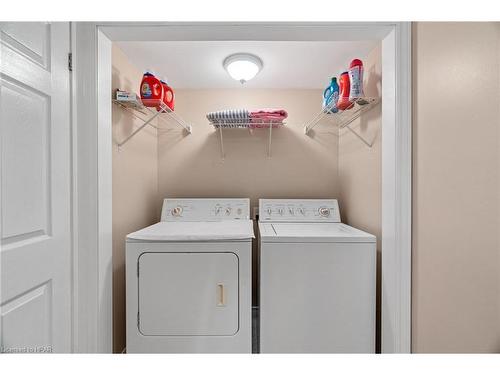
[348,59,364,102]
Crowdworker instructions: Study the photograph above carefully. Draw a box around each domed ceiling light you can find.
[223,53,263,84]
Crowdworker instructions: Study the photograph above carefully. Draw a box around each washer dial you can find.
[318,207,331,217]
[171,206,183,217]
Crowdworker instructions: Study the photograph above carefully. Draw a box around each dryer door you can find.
[138,252,239,336]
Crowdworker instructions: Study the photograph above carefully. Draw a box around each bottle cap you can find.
[350,59,363,67]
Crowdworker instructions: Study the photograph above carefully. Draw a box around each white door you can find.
[138,252,239,336]
[0,22,72,353]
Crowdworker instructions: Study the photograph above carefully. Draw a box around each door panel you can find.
[1,78,51,242]
[138,252,239,336]
[1,282,52,353]
[0,22,50,69]
[0,22,71,353]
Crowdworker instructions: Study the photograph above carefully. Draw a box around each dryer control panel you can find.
[259,199,341,222]
[161,198,250,222]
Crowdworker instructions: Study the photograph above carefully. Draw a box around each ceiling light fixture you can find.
[223,53,263,84]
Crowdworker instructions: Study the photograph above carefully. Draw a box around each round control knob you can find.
[289,208,294,215]
[171,206,183,217]
[278,208,284,215]
[299,208,305,215]
[267,208,272,215]
[319,207,330,217]
[215,205,222,215]
[225,207,232,215]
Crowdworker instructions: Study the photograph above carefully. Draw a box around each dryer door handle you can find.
[217,283,225,306]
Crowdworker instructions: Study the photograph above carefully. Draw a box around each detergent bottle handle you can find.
[323,86,332,99]
[164,86,174,104]
[153,81,163,97]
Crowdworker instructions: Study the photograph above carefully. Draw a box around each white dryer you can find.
[126,198,253,353]
[258,199,376,353]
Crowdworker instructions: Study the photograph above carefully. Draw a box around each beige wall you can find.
[412,22,500,353]
[338,44,382,350]
[112,45,159,353]
[158,89,339,205]
[158,89,340,303]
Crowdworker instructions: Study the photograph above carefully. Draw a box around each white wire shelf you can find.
[209,120,285,129]
[303,97,380,147]
[113,98,192,147]
[209,120,286,159]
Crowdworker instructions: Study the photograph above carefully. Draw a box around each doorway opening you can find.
[72,22,411,353]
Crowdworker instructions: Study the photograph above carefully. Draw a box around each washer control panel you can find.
[259,199,340,222]
[161,198,250,221]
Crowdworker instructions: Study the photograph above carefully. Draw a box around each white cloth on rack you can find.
[207,109,250,128]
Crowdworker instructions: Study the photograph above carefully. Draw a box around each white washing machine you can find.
[126,198,253,353]
[258,199,376,353]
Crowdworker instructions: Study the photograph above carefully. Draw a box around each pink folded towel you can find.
[250,108,288,119]
[248,108,287,128]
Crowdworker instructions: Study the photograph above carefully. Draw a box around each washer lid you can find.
[127,220,254,242]
[259,222,376,243]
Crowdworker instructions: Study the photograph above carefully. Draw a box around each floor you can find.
[252,306,259,354]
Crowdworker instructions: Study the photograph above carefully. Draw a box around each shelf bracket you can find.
[303,108,329,135]
[218,127,225,160]
[268,123,273,158]
[117,110,163,148]
[304,98,338,134]
[344,124,373,148]
[208,120,285,159]
[303,97,380,148]
[113,99,192,148]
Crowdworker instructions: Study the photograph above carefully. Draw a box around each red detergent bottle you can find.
[160,78,175,111]
[337,71,353,110]
[348,58,364,101]
[140,70,163,109]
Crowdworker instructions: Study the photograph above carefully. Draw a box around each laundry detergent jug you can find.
[160,78,175,111]
[348,59,364,101]
[140,70,163,109]
[323,77,339,113]
[337,71,353,110]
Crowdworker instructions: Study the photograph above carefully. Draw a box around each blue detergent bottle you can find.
[323,77,339,113]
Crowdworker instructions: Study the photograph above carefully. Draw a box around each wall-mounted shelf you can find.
[304,97,380,147]
[113,99,192,148]
[209,120,285,159]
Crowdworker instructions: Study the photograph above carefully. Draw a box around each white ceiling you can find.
[116,40,379,89]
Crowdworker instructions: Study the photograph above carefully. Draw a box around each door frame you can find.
[72,22,411,353]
